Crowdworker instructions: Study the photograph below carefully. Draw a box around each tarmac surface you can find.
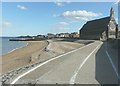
[9,41,119,85]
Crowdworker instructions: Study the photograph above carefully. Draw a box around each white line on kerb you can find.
[106,51,120,80]
[11,42,95,84]
[69,42,102,84]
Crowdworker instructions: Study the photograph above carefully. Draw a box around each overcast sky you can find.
[2,2,118,37]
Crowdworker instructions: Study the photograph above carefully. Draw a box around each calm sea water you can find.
[0,37,27,55]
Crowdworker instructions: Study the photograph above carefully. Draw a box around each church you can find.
[79,7,118,40]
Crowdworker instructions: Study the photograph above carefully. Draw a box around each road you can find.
[10,41,119,85]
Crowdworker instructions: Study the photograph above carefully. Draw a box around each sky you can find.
[1,2,119,37]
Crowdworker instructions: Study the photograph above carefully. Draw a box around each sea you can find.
[0,37,27,55]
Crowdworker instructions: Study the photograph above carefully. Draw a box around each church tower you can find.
[108,7,118,39]
[110,7,114,20]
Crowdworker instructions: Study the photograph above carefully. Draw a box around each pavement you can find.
[8,41,119,85]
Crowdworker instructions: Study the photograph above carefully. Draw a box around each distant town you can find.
[10,30,120,41]
[10,32,79,41]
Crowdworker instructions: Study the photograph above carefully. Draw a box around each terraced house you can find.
[79,7,118,40]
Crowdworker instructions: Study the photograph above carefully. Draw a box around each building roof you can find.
[80,16,110,36]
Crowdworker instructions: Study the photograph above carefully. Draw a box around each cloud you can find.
[54,22,69,27]
[57,27,70,32]
[58,10,102,21]
[2,21,12,29]
[54,0,71,7]
[114,0,120,5]
[53,14,59,17]
[53,22,70,33]
[52,27,70,33]
[54,0,64,7]
[17,5,27,10]
[66,0,71,4]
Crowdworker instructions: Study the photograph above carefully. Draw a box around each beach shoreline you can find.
[1,40,48,74]
[1,40,85,75]
[1,42,29,56]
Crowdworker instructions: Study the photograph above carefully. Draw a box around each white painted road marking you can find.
[69,42,102,84]
[11,42,95,84]
[106,51,120,80]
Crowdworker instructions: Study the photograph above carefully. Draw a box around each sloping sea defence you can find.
[1,40,85,74]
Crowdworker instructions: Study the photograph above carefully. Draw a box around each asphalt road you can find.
[10,41,119,85]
